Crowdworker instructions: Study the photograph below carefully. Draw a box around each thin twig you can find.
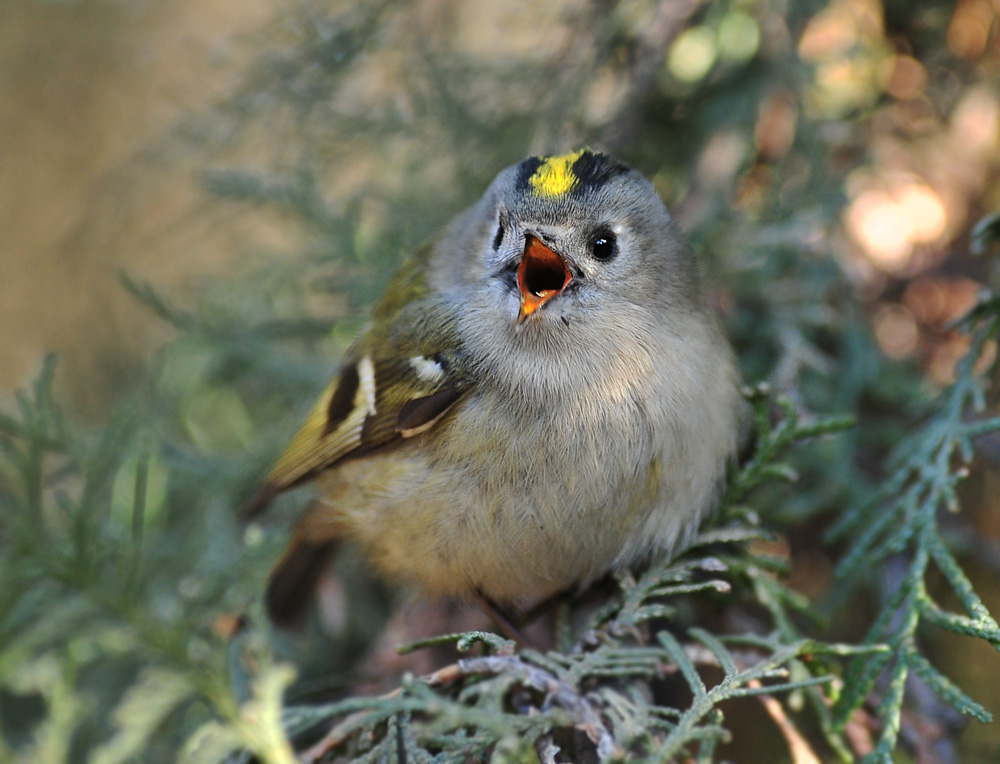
[748,678,822,764]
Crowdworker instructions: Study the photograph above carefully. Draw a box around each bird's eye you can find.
[590,229,617,261]
[492,215,505,251]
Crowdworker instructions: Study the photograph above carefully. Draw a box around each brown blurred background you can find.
[0,0,273,413]
[4,0,1000,412]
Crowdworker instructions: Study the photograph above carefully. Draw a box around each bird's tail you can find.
[265,536,339,628]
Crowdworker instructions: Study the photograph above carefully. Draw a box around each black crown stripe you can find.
[514,151,630,195]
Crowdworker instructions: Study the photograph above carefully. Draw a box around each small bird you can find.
[242,149,748,628]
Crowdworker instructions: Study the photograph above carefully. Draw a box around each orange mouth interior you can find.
[517,236,571,319]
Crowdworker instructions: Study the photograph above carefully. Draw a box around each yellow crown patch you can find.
[528,149,588,198]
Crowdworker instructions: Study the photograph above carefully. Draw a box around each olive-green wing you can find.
[240,240,471,518]
[240,348,468,519]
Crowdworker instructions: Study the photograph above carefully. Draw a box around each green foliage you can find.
[0,353,272,762]
[826,297,1000,760]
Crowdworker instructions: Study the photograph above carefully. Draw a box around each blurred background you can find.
[5,0,997,413]
[0,0,1000,414]
[2,0,1000,761]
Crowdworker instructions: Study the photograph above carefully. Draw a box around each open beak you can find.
[517,236,572,321]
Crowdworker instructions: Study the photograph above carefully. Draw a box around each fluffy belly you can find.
[302,381,728,606]
[315,445,658,605]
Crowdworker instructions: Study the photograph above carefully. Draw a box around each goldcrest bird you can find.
[242,149,748,627]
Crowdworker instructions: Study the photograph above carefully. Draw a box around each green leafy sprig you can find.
[826,294,1000,761]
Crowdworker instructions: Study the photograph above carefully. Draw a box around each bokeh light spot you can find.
[668,26,718,83]
[846,182,948,271]
[798,7,858,62]
[847,189,913,270]
[948,0,993,59]
[897,184,947,244]
[880,54,927,100]
[755,91,798,159]
[718,12,760,63]
[904,277,980,326]
[873,303,919,359]
[951,86,1000,153]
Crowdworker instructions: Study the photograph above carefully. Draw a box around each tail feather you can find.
[266,539,338,628]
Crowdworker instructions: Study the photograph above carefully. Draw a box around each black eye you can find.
[492,215,505,251]
[590,229,617,261]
